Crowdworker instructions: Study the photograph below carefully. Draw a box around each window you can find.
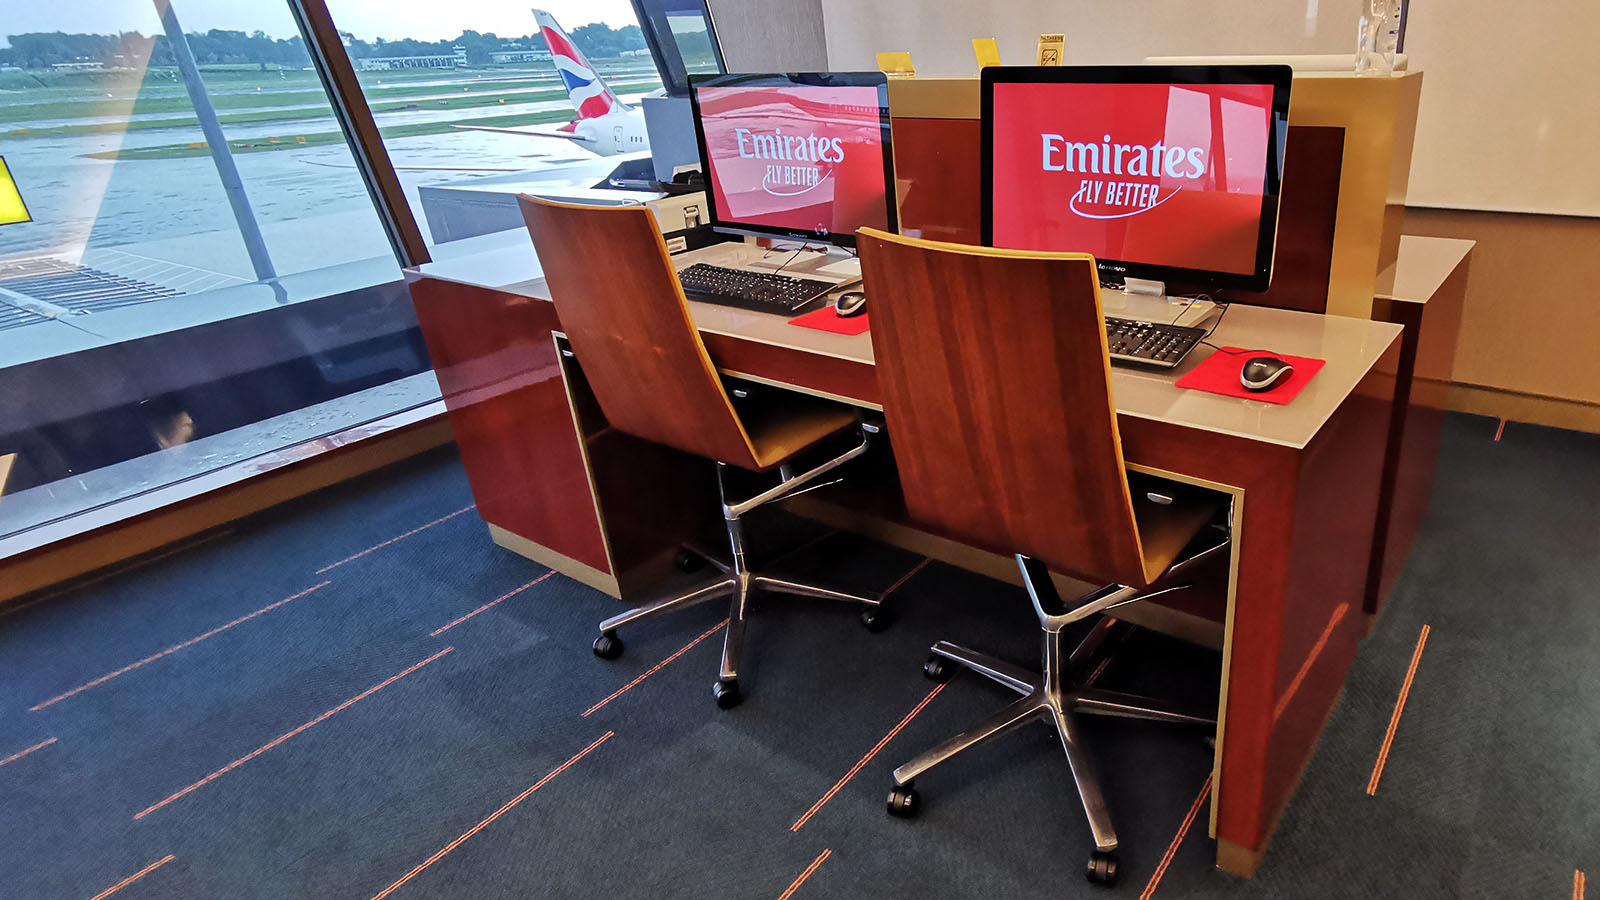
[0,1,433,545]
[320,0,663,250]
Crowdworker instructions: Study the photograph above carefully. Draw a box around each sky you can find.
[0,0,640,44]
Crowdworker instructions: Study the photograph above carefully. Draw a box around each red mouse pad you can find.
[1175,347,1326,405]
[788,305,870,335]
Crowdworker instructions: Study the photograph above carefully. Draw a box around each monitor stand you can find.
[1104,277,1215,327]
[698,239,862,287]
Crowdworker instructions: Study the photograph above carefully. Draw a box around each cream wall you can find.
[710,0,828,71]
[1403,209,1600,422]
[820,0,1364,73]
[1400,1,1600,216]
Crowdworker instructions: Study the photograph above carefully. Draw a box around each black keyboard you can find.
[1105,317,1206,368]
[677,263,833,315]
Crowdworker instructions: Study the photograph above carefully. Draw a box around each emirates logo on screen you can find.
[736,127,844,197]
[1042,134,1205,220]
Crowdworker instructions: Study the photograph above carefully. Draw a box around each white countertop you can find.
[409,230,1403,450]
[1375,235,1476,304]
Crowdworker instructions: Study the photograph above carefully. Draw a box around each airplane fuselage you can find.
[572,109,650,156]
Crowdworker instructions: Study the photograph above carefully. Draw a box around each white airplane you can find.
[452,10,651,157]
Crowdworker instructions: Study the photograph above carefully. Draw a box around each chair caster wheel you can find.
[593,632,623,660]
[923,655,953,683]
[675,549,707,573]
[886,784,920,818]
[713,678,742,709]
[859,607,892,633]
[1085,850,1119,886]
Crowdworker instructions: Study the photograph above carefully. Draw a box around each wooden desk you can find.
[1368,236,1475,629]
[405,231,1402,876]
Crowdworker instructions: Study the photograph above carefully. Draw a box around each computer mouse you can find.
[834,291,867,318]
[1240,356,1294,392]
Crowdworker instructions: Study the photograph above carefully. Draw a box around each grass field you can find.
[0,61,661,158]
[86,108,583,160]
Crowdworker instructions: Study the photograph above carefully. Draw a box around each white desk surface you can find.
[410,230,1402,451]
[1375,235,1476,304]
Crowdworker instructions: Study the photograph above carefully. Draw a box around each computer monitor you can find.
[687,72,896,249]
[981,65,1292,293]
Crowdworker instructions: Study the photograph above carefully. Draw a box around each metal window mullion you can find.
[284,0,431,268]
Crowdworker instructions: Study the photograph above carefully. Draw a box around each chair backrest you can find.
[856,227,1153,588]
[518,195,762,470]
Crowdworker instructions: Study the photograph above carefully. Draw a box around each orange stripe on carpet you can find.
[430,572,555,636]
[1366,624,1430,795]
[88,854,174,900]
[0,736,56,767]
[776,849,832,900]
[316,505,475,574]
[583,620,728,717]
[791,682,947,832]
[31,582,331,712]
[1138,773,1212,900]
[135,646,453,819]
[1575,869,1587,900]
[367,731,615,900]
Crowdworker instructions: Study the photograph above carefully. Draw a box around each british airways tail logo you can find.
[542,25,618,120]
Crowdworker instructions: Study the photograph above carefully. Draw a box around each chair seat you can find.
[1128,476,1228,584]
[734,390,859,471]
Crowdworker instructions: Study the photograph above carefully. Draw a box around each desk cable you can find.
[1194,302,1276,357]
[764,241,824,274]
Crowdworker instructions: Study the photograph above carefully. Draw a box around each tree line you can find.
[0,23,647,70]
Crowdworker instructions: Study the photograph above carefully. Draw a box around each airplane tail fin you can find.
[533,9,627,119]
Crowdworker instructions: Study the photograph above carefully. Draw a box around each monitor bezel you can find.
[980,65,1292,293]
[687,71,897,250]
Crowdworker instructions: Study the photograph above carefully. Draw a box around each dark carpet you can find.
[1,412,1594,899]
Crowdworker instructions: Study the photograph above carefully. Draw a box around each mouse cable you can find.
[1199,308,1274,355]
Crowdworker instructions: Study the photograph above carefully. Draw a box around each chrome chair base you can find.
[594,427,885,709]
[887,554,1220,887]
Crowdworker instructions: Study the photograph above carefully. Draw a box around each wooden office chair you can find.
[519,195,887,710]
[856,227,1231,886]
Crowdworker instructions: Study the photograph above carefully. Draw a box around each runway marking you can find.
[30,582,331,711]
[791,682,947,832]
[430,571,554,636]
[1575,869,1587,900]
[582,620,728,718]
[1273,603,1349,722]
[1139,773,1212,900]
[1493,418,1506,442]
[367,731,615,900]
[316,505,475,574]
[135,646,453,819]
[0,736,57,768]
[776,848,832,900]
[1367,624,1430,795]
[88,854,174,900]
